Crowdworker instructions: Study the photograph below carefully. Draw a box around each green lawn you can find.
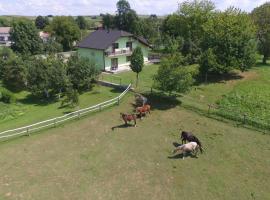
[100,64,159,92]
[0,84,122,132]
[103,63,270,131]
[0,95,269,200]
[0,63,269,199]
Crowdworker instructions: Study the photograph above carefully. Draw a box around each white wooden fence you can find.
[0,84,131,140]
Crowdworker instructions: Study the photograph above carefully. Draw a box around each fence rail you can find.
[0,84,131,140]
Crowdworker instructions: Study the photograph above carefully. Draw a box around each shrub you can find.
[0,88,16,103]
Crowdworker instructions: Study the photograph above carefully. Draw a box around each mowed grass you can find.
[0,85,121,132]
[100,64,159,90]
[0,95,269,200]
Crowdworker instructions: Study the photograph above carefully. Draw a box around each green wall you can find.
[78,36,150,71]
[77,48,105,71]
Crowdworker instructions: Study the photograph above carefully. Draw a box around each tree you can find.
[161,0,215,62]
[76,16,87,30]
[43,38,63,55]
[153,54,195,94]
[35,16,49,29]
[199,48,220,82]
[102,14,115,29]
[201,8,257,75]
[2,56,27,92]
[251,3,270,64]
[114,0,139,33]
[26,56,68,98]
[0,48,16,78]
[47,16,80,51]
[130,46,144,87]
[67,54,100,90]
[61,88,79,107]
[10,20,43,55]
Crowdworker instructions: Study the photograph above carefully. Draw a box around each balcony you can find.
[105,48,132,57]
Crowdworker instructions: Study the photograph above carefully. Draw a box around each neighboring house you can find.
[39,31,51,43]
[77,29,151,72]
[0,27,11,47]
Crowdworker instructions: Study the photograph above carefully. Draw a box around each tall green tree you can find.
[76,16,87,30]
[153,53,196,94]
[114,0,139,34]
[0,48,16,78]
[47,16,80,51]
[10,20,43,55]
[102,13,115,29]
[130,46,144,87]
[67,54,100,90]
[200,8,257,75]
[251,3,270,64]
[161,0,215,62]
[2,56,27,92]
[35,16,49,29]
[26,57,68,98]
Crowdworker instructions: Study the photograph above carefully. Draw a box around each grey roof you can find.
[77,29,150,50]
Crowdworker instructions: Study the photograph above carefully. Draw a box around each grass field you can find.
[103,63,270,130]
[0,94,269,200]
[0,63,269,199]
[216,66,270,126]
[0,84,121,132]
[100,64,159,91]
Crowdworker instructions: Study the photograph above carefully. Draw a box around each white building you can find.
[0,27,11,47]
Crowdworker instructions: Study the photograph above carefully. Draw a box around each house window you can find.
[126,42,132,50]
[126,56,131,62]
[0,36,5,41]
[112,43,119,52]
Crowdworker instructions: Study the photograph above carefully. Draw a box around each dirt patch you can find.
[225,70,259,86]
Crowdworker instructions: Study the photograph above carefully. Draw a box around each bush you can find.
[0,88,16,103]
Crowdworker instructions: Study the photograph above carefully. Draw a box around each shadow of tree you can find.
[131,92,182,111]
[18,94,57,106]
[196,72,244,85]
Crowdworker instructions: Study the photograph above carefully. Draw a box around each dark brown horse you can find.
[120,113,137,127]
[181,131,203,153]
[136,104,151,118]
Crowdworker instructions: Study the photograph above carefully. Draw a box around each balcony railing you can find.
[105,48,132,57]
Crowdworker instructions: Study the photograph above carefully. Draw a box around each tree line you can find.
[0,48,99,105]
[151,0,270,94]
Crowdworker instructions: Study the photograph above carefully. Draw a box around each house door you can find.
[111,58,118,70]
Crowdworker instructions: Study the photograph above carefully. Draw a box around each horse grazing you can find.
[172,142,200,159]
[120,113,137,127]
[181,131,203,153]
[136,104,151,118]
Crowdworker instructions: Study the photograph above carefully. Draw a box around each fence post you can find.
[26,127,30,136]
[54,118,57,127]
[99,105,102,111]
[117,97,120,105]
[243,114,247,124]
[77,111,80,119]
[208,104,211,114]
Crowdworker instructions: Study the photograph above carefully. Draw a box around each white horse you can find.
[172,142,200,159]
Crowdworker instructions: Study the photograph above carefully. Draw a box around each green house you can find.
[77,29,151,72]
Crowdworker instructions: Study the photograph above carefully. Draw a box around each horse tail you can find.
[199,145,204,153]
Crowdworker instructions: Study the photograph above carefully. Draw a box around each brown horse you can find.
[120,113,137,127]
[136,104,151,118]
